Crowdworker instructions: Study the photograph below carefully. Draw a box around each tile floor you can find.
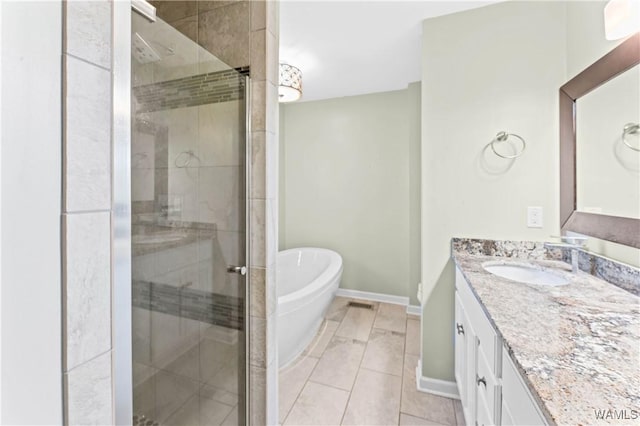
[279,297,465,426]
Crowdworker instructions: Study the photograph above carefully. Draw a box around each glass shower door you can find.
[130,11,247,426]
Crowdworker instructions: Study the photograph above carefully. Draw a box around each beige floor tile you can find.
[199,338,237,383]
[341,368,402,426]
[335,306,376,342]
[400,413,448,425]
[309,336,366,391]
[325,296,352,322]
[361,329,405,376]
[163,394,234,426]
[373,303,407,333]
[279,356,319,424]
[220,406,238,426]
[303,320,340,358]
[162,394,200,425]
[133,375,156,421]
[453,399,465,426]
[283,381,350,426]
[206,357,239,395]
[405,318,421,355]
[163,344,200,381]
[199,396,235,425]
[200,384,238,407]
[400,354,455,425]
[154,370,200,423]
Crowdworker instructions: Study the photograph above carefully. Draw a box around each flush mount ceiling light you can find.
[604,0,640,40]
[279,63,302,103]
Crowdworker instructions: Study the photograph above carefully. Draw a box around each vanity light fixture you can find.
[604,0,640,40]
[279,63,303,103]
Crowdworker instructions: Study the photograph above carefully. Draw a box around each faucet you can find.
[544,236,588,273]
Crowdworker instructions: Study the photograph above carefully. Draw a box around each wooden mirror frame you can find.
[559,32,640,249]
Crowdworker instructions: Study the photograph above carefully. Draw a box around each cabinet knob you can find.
[456,323,465,335]
[476,375,487,388]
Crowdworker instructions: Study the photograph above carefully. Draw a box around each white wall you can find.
[1,1,63,423]
[280,86,421,303]
[420,1,567,381]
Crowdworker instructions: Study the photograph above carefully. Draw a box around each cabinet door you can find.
[501,347,547,425]
[455,291,477,425]
[454,292,467,403]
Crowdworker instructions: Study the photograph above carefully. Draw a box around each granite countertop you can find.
[451,239,640,425]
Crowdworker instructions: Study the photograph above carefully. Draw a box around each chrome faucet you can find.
[544,236,588,273]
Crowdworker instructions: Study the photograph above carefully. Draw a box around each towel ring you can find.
[174,150,200,168]
[490,131,526,159]
[622,123,639,152]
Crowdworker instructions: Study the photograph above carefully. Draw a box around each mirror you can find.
[576,64,640,218]
[560,32,640,248]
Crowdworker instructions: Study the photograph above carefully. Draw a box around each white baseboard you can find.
[415,360,460,400]
[335,288,410,306]
[406,305,421,316]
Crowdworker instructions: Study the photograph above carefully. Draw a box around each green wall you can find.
[420,1,567,381]
[279,85,421,304]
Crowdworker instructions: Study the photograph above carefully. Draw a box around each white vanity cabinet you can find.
[455,267,548,426]
[501,347,547,426]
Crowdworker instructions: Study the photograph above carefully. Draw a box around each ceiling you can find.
[280,0,500,102]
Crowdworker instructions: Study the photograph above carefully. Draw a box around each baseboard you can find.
[335,288,409,306]
[415,360,460,400]
[406,304,421,316]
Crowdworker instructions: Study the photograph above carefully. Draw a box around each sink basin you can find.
[132,232,186,245]
[482,262,569,286]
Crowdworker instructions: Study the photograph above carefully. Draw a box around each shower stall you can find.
[129,9,249,425]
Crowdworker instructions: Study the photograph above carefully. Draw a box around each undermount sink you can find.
[132,232,186,245]
[482,261,569,286]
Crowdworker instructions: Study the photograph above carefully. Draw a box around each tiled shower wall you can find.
[62,0,114,424]
[61,0,279,424]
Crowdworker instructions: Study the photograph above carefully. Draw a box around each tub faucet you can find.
[544,236,588,273]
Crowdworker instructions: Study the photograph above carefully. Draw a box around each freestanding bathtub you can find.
[277,248,343,368]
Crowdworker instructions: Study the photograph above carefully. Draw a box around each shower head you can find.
[132,32,161,64]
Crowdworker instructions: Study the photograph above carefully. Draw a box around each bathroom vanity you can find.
[452,238,639,426]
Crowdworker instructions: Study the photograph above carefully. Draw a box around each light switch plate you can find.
[527,206,543,228]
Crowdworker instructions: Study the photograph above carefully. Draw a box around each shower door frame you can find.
[113,2,252,424]
[113,1,133,423]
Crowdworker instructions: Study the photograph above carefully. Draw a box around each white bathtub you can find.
[277,248,343,368]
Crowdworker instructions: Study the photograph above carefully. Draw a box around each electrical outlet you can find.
[527,206,543,228]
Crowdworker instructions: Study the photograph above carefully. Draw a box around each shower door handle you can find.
[227,265,247,276]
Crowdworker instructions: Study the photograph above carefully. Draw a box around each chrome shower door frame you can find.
[113,1,132,424]
[113,2,252,424]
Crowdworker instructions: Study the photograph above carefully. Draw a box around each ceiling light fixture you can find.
[604,0,640,40]
[279,63,302,103]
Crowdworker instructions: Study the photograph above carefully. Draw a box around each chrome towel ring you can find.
[490,131,526,159]
[622,123,639,152]
[174,150,200,168]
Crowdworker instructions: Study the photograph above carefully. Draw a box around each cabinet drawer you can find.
[476,347,500,424]
[455,267,501,375]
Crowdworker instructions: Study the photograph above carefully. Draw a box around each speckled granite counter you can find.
[451,238,640,425]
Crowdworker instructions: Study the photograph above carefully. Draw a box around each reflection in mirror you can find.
[559,32,640,249]
[576,64,640,219]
